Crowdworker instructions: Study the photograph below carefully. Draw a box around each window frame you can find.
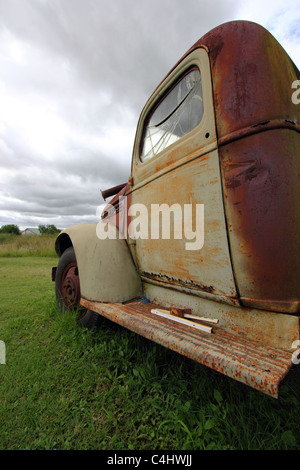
[132,48,216,186]
[139,65,204,162]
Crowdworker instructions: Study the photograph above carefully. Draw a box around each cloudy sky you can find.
[0,0,300,231]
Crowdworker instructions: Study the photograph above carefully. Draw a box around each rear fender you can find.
[55,223,142,303]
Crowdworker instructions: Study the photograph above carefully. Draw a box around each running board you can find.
[80,298,293,398]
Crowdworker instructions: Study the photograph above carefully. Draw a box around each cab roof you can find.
[167,20,300,142]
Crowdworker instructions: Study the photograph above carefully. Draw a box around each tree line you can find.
[0,224,61,235]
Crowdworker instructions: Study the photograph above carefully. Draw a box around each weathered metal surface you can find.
[191,21,300,313]
[167,21,300,139]
[131,48,216,187]
[128,48,238,304]
[219,127,300,313]
[56,223,142,303]
[101,182,127,201]
[127,21,300,314]
[131,149,238,303]
[101,183,131,236]
[80,298,293,398]
[143,283,300,350]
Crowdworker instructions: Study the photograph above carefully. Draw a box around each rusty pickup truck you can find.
[52,20,300,398]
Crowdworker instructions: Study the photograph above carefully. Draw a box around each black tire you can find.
[55,247,100,330]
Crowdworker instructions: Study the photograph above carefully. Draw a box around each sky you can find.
[0,0,300,231]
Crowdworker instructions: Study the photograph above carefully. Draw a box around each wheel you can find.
[55,247,100,329]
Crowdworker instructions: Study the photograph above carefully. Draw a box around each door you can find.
[130,48,238,304]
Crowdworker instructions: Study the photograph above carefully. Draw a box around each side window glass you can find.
[140,67,203,162]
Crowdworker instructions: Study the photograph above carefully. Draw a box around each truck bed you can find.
[80,298,293,398]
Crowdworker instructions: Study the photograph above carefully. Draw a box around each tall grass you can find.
[0,233,58,257]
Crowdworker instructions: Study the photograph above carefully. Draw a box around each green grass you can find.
[0,256,299,450]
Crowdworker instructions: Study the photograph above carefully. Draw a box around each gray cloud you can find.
[0,0,239,108]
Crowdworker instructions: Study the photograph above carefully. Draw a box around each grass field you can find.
[0,237,299,450]
[0,233,57,257]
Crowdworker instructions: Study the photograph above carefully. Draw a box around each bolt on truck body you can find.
[53,21,300,398]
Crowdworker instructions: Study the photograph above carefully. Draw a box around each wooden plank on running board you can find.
[184,314,219,324]
[150,309,212,334]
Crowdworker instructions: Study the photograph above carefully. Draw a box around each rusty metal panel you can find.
[131,148,238,303]
[143,283,300,350]
[189,21,300,139]
[101,183,127,201]
[219,129,300,313]
[194,21,300,314]
[80,298,294,398]
[128,20,300,314]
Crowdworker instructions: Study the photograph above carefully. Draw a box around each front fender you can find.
[55,223,142,303]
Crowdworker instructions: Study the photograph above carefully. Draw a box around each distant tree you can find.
[46,224,60,234]
[38,225,47,234]
[38,224,60,235]
[0,224,21,235]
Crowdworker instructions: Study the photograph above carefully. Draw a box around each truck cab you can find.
[53,20,300,398]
